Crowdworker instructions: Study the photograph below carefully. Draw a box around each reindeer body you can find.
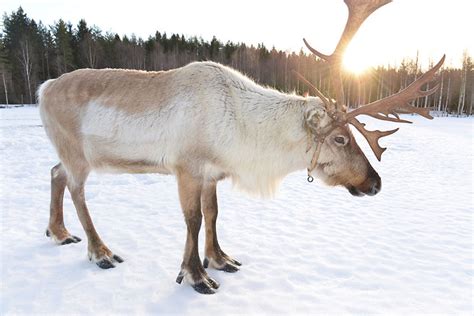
[39,61,342,294]
[40,62,315,197]
[38,0,442,295]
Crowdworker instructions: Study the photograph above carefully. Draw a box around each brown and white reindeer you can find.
[39,0,444,294]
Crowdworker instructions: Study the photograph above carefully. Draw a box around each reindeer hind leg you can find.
[66,164,124,269]
[46,162,82,245]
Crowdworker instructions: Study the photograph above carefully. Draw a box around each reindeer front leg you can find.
[201,181,241,272]
[175,171,219,294]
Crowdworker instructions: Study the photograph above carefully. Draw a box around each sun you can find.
[343,54,370,75]
[342,42,375,75]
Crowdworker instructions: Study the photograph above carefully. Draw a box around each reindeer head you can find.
[300,0,444,196]
[304,102,382,196]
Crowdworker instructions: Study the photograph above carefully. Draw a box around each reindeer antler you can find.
[303,0,445,161]
[345,55,445,160]
[346,56,445,123]
[304,0,392,112]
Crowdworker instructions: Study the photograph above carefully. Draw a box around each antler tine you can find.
[301,1,445,162]
[346,55,445,121]
[344,55,445,160]
[349,118,398,161]
[292,70,335,109]
[304,0,392,110]
[334,0,392,58]
[303,38,330,61]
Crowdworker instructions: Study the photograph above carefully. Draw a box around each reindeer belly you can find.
[80,102,179,174]
[81,135,172,174]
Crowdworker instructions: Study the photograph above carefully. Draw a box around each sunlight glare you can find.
[342,39,378,75]
[343,54,369,75]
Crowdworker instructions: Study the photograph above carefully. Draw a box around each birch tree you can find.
[457,70,466,115]
[457,52,472,115]
[437,71,444,112]
[444,76,451,113]
[18,38,33,104]
[0,42,10,104]
[1,67,10,105]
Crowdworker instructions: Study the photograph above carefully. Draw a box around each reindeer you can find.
[39,0,443,294]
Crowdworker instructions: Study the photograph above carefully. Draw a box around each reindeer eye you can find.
[334,136,347,145]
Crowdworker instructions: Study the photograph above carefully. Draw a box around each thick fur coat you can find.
[39,62,330,197]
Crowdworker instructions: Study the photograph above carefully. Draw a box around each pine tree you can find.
[0,6,471,113]
[53,19,74,74]
[1,7,44,103]
[38,21,54,79]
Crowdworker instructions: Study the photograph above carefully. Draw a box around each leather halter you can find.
[305,117,343,183]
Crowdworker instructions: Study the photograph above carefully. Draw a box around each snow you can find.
[1,106,472,315]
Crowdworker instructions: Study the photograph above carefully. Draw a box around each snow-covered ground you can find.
[1,106,472,315]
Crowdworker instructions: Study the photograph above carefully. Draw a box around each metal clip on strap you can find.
[307,139,324,183]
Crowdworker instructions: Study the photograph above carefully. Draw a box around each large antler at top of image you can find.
[302,0,445,161]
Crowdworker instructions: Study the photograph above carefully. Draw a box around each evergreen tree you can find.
[37,21,54,79]
[0,7,471,112]
[0,37,12,104]
[2,7,39,103]
[209,36,221,60]
[53,19,74,74]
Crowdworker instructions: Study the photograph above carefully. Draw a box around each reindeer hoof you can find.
[176,270,219,292]
[206,276,220,290]
[219,263,239,273]
[60,236,81,245]
[229,258,242,266]
[112,254,124,263]
[47,229,81,245]
[96,258,115,269]
[192,282,216,295]
[61,238,75,245]
[204,257,240,272]
[176,271,185,284]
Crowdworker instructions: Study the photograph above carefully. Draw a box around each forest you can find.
[1,7,472,114]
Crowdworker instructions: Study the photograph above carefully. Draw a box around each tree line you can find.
[1,7,472,115]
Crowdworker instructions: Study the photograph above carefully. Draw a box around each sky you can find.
[2,0,473,70]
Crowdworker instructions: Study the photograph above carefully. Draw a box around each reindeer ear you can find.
[305,107,326,131]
